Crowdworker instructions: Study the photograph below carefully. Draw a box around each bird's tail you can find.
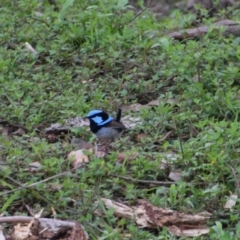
[116,108,122,122]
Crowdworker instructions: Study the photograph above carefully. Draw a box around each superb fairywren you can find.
[86,109,126,140]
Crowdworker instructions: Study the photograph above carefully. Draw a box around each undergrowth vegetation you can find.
[1,0,240,239]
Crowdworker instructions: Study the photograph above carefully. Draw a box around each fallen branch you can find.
[0,216,88,240]
[168,20,240,40]
[99,198,211,237]
[0,216,75,225]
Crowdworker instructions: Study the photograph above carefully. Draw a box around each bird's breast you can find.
[96,127,122,139]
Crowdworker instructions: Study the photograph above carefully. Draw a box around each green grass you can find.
[1,0,240,239]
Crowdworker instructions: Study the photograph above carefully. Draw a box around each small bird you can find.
[86,109,126,140]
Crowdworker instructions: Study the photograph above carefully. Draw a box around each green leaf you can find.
[116,0,128,9]
[60,0,75,14]
[2,191,20,212]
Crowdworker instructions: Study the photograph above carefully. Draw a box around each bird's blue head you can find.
[86,110,113,126]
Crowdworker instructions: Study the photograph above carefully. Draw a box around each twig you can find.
[0,168,77,196]
[159,131,173,142]
[0,216,75,226]
[128,4,157,24]
[111,174,174,186]
[30,16,51,28]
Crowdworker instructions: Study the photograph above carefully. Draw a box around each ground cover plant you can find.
[1,0,240,239]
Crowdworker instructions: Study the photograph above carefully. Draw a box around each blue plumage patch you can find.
[98,117,113,126]
[91,116,114,125]
[87,109,114,126]
[87,110,102,117]
[92,116,103,124]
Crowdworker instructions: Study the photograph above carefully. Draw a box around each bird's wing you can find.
[107,120,126,130]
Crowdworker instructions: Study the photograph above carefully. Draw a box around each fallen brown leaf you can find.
[147,99,177,106]
[169,170,182,182]
[117,152,139,163]
[26,162,42,172]
[146,99,159,106]
[95,150,107,158]
[0,121,27,136]
[68,149,91,168]
[122,103,144,112]
[136,133,149,141]
[71,137,93,150]
[224,194,238,210]
[12,223,32,240]
[160,153,178,169]
[121,115,142,129]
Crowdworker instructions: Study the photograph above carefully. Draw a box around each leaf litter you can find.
[0,108,190,238]
[98,198,211,237]
[3,209,89,240]
[1,0,238,237]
